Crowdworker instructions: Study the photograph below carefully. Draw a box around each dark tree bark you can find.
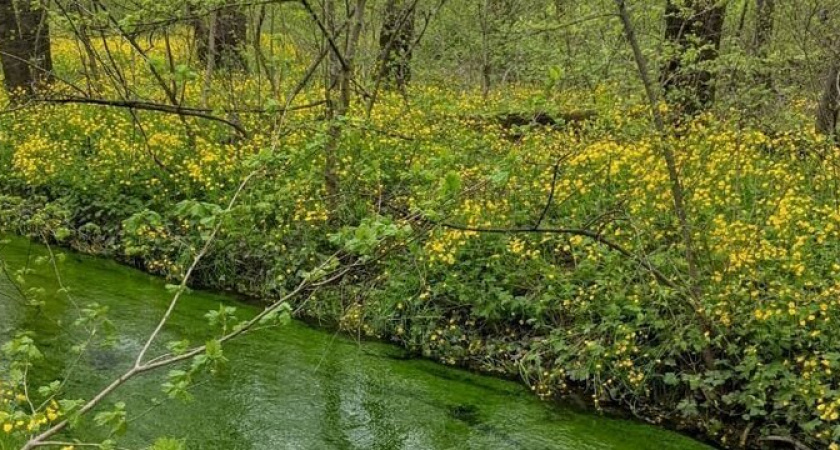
[0,0,53,97]
[661,0,727,115]
[751,0,775,87]
[752,0,774,54]
[817,63,840,139]
[194,4,247,71]
[378,0,415,90]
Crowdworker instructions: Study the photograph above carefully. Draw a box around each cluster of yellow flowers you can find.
[11,133,68,182]
[507,237,541,259]
[0,380,63,436]
[338,303,375,337]
[424,229,476,265]
[292,195,328,224]
[6,30,840,448]
[817,397,840,422]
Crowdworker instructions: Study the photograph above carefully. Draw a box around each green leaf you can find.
[440,171,462,198]
[205,339,223,361]
[165,284,183,294]
[150,437,186,450]
[94,402,128,435]
[37,380,61,397]
[167,339,190,355]
[265,98,281,114]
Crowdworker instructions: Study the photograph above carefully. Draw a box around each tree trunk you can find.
[751,0,775,87]
[616,0,716,369]
[200,11,218,108]
[817,63,840,139]
[0,0,53,97]
[479,0,492,98]
[195,4,247,71]
[477,0,518,99]
[78,22,99,81]
[379,0,415,90]
[661,0,727,116]
[323,0,368,217]
[75,1,99,82]
[752,0,774,54]
[323,0,342,212]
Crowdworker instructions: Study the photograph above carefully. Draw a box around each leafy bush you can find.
[3,34,840,449]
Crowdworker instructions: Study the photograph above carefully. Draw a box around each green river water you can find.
[0,237,712,450]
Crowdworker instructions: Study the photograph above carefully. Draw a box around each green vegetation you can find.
[0,236,712,450]
[2,1,840,449]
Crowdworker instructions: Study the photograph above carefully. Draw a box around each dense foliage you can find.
[3,1,840,449]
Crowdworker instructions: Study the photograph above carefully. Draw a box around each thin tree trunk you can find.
[201,11,218,108]
[253,5,278,97]
[323,0,341,213]
[615,0,716,368]
[78,22,98,80]
[68,0,99,82]
[479,0,492,99]
[323,0,367,217]
[735,0,749,41]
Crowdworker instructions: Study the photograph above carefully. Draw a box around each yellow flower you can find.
[2,422,12,433]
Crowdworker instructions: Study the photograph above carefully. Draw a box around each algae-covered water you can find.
[0,237,712,450]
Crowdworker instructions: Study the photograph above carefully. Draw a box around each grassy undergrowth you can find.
[3,38,840,450]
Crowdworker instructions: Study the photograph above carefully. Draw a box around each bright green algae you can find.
[0,237,712,450]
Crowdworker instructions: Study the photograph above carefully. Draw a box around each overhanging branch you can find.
[36,97,328,136]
